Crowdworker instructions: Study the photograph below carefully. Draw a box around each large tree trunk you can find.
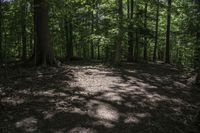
[143,2,148,61]
[0,0,2,63]
[153,0,160,62]
[165,0,172,64]
[34,0,55,65]
[195,0,200,84]
[21,0,27,61]
[114,0,123,65]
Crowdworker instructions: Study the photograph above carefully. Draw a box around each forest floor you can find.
[0,62,200,133]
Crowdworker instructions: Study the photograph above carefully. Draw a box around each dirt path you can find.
[0,63,200,133]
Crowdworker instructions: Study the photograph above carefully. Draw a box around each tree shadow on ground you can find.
[0,62,200,133]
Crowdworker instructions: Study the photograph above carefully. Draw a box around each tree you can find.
[34,0,55,65]
[127,0,134,62]
[0,0,2,63]
[143,1,148,61]
[134,3,140,63]
[0,0,199,69]
[114,0,123,64]
[90,0,95,59]
[21,0,27,61]
[153,0,160,62]
[195,0,200,84]
[65,18,73,61]
[165,0,172,64]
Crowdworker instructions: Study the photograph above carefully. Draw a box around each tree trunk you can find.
[134,32,139,62]
[95,1,100,60]
[153,0,160,62]
[0,0,2,63]
[143,2,148,61]
[65,19,73,61]
[115,0,123,65]
[34,0,55,66]
[91,1,95,59]
[195,0,200,84]
[127,0,134,62]
[21,0,27,61]
[165,0,172,64]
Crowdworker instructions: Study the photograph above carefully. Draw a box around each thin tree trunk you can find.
[91,1,95,59]
[153,0,160,62]
[127,0,134,62]
[65,19,69,59]
[34,0,55,65]
[69,21,73,59]
[134,3,139,63]
[95,1,100,60]
[115,0,123,65]
[165,0,172,64]
[21,0,27,61]
[65,19,73,61]
[143,2,148,61]
[134,32,139,62]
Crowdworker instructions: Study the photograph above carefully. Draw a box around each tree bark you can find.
[21,0,27,61]
[195,0,200,84]
[153,0,160,62]
[91,0,95,59]
[0,0,2,63]
[134,32,139,62]
[115,0,123,65]
[95,1,100,60]
[65,19,73,61]
[165,0,172,64]
[143,2,148,61]
[34,0,55,66]
[127,0,134,62]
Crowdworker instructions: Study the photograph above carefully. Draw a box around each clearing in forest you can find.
[0,62,200,133]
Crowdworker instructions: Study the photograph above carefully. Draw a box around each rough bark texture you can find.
[0,0,2,63]
[34,0,55,66]
[165,0,172,64]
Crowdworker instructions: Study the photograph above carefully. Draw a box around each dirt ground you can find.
[0,62,200,133]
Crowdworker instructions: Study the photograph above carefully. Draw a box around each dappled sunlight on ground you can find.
[0,63,200,133]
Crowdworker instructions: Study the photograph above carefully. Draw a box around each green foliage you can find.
[0,0,199,67]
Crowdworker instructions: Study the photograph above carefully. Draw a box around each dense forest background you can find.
[1,0,200,132]
[0,0,199,66]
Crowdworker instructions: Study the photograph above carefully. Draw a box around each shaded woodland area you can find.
[0,0,200,133]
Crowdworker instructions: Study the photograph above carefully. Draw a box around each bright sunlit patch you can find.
[88,101,119,122]
[95,104,119,121]
[15,117,38,132]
